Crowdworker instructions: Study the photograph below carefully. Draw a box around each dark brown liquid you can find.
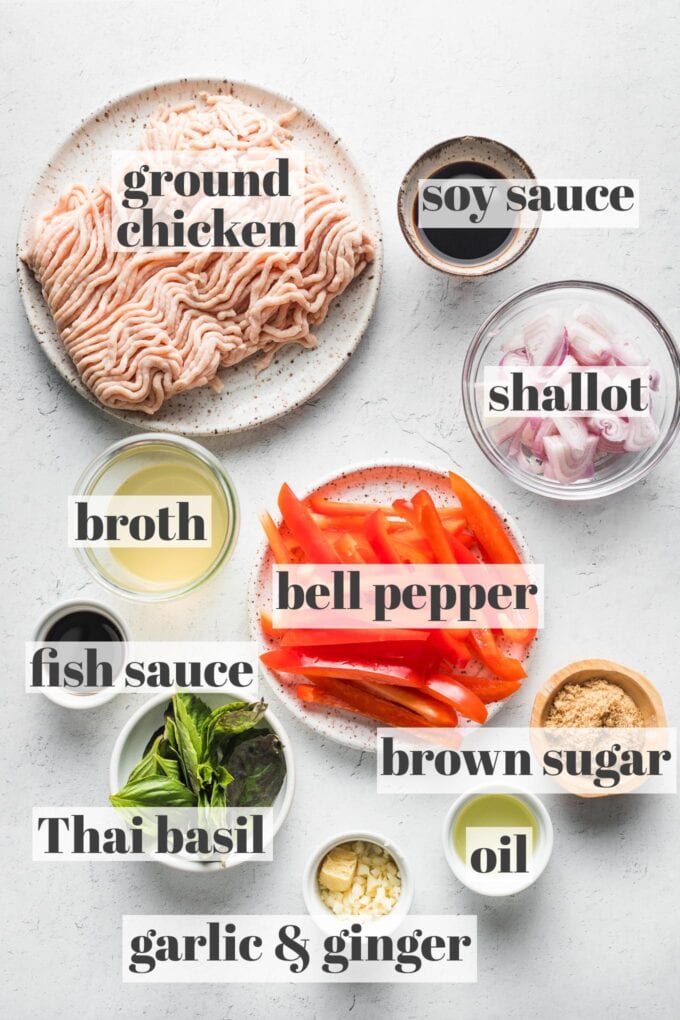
[414,160,514,264]
[45,610,122,643]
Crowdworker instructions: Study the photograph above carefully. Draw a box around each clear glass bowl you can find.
[74,434,240,600]
[463,280,680,500]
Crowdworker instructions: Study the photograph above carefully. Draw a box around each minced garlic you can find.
[317,840,401,918]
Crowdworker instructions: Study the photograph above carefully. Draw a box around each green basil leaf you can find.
[180,693,213,730]
[155,753,181,781]
[202,699,268,754]
[172,694,205,795]
[141,725,165,758]
[126,734,163,784]
[163,715,179,752]
[160,723,188,786]
[198,783,228,809]
[197,761,215,786]
[109,775,196,808]
[213,765,233,788]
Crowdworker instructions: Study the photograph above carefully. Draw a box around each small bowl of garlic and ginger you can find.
[303,832,414,935]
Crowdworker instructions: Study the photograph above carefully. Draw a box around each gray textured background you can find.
[2,1,679,1017]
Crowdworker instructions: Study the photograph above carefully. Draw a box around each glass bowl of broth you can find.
[74,434,239,601]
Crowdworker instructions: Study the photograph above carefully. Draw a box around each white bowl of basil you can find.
[109,691,295,872]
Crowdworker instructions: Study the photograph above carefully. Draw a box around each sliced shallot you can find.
[566,321,612,365]
[485,301,660,484]
[543,433,599,483]
[623,414,660,452]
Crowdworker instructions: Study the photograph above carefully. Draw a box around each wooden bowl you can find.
[532,659,666,729]
[530,659,666,798]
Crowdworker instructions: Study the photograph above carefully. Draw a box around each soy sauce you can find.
[45,609,122,643]
[414,160,514,264]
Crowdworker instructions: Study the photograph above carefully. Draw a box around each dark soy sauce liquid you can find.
[415,160,514,264]
[46,610,122,643]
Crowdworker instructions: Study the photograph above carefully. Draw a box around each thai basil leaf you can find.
[197,788,209,808]
[225,733,286,807]
[214,726,268,764]
[198,781,230,810]
[163,715,179,753]
[142,725,165,758]
[109,775,196,808]
[158,735,182,771]
[127,734,164,784]
[177,693,212,731]
[160,718,188,785]
[202,699,268,755]
[172,694,205,795]
[155,753,181,781]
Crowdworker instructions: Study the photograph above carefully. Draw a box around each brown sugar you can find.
[545,677,644,728]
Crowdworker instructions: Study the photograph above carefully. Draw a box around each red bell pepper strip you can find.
[392,498,422,529]
[449,525,535,645]
[278,632,437,665]
[413,490,455,563]
[261,648,427,688]
[296,683,354,712]
[395,492,476,654]
[468,629,526,681]
[456,530,476,548]
[334,533,366,564]
[297,676,427,727]
[258,609,284,640]
[502,627,537,646]
[443,517,468,534]
[315,514,387,532]
[309,494,463,520]
[307,496,395,517]
[448,534,480,565]
[428,630,472,665]
[424,673,488,724]
[398,493,476,567]
[277,483,341,563]
[391,539,431,564]
[336,535,379,563]
[280,628,429,647]
[448,531,534,644]
[456,676,522,703]
[363,510,403,564]
[351,677,458,727]
[448,472,521,565]
[385,518,464,558]
[291,642,442,674]
[447,474,536,645]
[392,498,465,526]
[391,531,431,548]
[259,511,289,564]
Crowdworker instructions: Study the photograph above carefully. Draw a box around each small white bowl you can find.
[442,783,553,896]
[109,691,295,873]
[303,831,414,936]
[33,598,129,710]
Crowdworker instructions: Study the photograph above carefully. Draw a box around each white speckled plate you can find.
[248,462,536,752]
[17,78,382,436]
